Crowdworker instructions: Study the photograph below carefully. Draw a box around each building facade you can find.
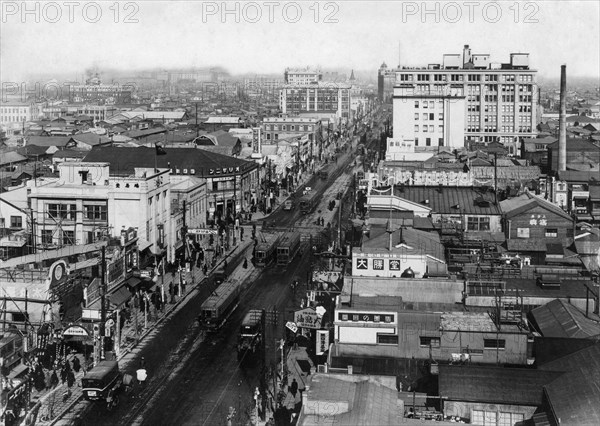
[28,162,171,258]
[386,45,537,154]
[390,89,466,151]
[279,83,351,121]
[284,68,322,85]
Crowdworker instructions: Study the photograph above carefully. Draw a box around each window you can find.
[84,204,107,221]
[429,101,434,108]
[41,230,53,245]
[10,216,22,228]
[467,217,491,231]
[419,336,440,347]
[472,410,497,426]
[517,227,530,238]
[545,228,558,238]
[429,125,434,132]
[414,113,419,120]
[423,126,428,133]
[426,138,431,146]
[429,113,434,120]
[484,339,505,349]
[377,334,398,345]
[48,204,76,220]
[423,113,428,121]
[63,230,75,245]
[423,102,428,109]
[414,125,419,132]
[498,412,524,426]
[438,138,444,146]
[414,137,419,146]
[414,101,419,108]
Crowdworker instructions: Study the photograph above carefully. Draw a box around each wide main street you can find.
[59,111,387,425]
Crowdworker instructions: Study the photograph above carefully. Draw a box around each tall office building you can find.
[385,44,538,155]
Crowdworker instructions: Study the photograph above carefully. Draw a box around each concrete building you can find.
[284,68,322,85]
[382,44,538,154]
[279,82,352,121]
[28,162,171,258]
[388,88,466,155]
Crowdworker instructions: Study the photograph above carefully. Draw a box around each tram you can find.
[198,279,241,331]
[276,231,301,266]
[299,191,319,215]
[254,235,281,267]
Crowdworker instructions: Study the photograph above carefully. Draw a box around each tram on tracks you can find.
[198,279,241,332]
[276,231,301,266]
[299,191,319,214]
[254,235,281,267]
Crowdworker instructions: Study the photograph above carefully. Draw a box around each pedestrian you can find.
[182,278,187,294]
[290,378,298,398]
[67,368,75,388]
[136,360,147,387]
[72,356,81,373]
[168,282,174,303]
[60,364,68,384]
[243,258,248,269]
[203,264,208,276]
[50,369,59,388]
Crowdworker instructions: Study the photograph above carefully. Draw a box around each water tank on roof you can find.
[472,54,490,69]
[510,53,530,68]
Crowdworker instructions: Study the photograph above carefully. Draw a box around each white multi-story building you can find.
[389,87,466,154]
[0,102,40,137]
[28,162,172,258]
[284,68,322,85]
[385,44,538,155]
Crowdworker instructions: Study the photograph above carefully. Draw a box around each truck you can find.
[237,310,265,361]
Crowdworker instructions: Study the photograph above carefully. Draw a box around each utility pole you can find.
[100,245,107,360]
[181,200,187,297]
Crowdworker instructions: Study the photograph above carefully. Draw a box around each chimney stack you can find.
[558,65,567,172]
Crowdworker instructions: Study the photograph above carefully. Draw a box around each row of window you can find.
[414,137,444,147]
[414,125,443,133]
[415,113,443,121]
[376,335,507,349]
[414,100,437,109]
[517,228,559,238]
[399,74,532,83]
[264,124,313,132]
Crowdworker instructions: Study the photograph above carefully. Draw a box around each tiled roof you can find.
[547,138,600,151]
[500,192,573,221]
[303,375,401,426]
[0,151,27,166]
[540,344,600,426]
[82,146,257,177]
[362,225,445,262]
[439,365,563,406]
[204,116,240,124]
[393,186,501,215]
[70,132,111,146]
[123,127,167,139]
[26,136,72,147]
[530,299,600,338]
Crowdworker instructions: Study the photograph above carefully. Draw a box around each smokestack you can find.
[558,65,567,172]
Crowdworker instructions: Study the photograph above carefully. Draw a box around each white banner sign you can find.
[316,330,330,355]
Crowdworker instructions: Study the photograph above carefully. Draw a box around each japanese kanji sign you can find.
[356,258,368,269]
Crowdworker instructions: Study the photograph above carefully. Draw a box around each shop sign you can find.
[63,325,89,337]
[316,330,329,355]
[187,228,218,235]
[285,322,298,333]
[294,308,321,329]
[209,166,241,175]
[120,227,137,246]
[48,260,68,287]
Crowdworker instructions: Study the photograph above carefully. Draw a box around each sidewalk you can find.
[26,238,255,426]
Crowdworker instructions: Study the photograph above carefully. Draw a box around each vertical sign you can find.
[316,330,330,355]
[252,127,262,154]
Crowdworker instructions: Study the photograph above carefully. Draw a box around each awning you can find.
[124,277,143,289]
[137,239,152,251]
[108,285,132,309]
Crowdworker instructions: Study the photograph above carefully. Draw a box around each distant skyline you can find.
[1,1,599,83]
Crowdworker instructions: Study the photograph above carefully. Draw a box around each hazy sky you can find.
[1,0,599,82]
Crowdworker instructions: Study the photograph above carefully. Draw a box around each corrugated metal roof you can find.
[530,299,600,338]
[393,186,501,215]
[439,365,563,406]
[540,344,600,426]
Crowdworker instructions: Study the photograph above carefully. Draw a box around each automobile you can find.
[283,200,294,211]
[81,361,124,410]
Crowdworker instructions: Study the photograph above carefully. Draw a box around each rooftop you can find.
[391,186,501,215]
[440,311,496,332]
[530,299,600,339]
[439,365,563,406]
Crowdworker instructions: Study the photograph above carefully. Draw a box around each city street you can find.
[48,115,386,426]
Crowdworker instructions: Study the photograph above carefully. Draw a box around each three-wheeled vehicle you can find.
[81,361,124,411]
